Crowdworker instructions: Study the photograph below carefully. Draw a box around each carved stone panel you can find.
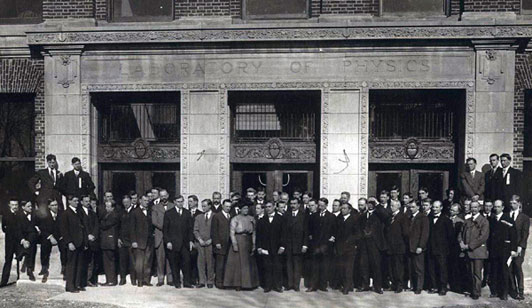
[369,138,455,164]
[231,139,316,164]
[98,139,180,162]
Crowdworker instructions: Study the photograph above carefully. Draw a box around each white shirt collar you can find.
[496,212,503,220]
[412,211,419,218]
[69,205,77,213]
[472,213,481,221]
[333,211,340,216]
[82,206,89,215]
[343,214,350,221]
[292,210,299,216]
[511,209,520,217]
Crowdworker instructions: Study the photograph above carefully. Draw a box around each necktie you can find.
[205,213,209,222]
[512,212,515,221]
[292,212,296,217]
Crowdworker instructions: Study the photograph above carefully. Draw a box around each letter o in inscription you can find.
[406,60,418,72]
[290,62,302,73]
[164,63,176,75]
[221,62,233,74]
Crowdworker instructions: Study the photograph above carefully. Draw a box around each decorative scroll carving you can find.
[98,139,180,162]
[27,25,532,45]
[369,138,455,163]
[231,139,316,163]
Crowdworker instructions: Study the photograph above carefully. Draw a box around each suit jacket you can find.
[256,213,284,254]
[459,214,489,259]
[59,207,87,249]
[428,214,454,256]
[129,207,154,250]
[408,212,430,253]
[163,208,193,252]
[484,166,501,201]
[460,170,485,199]
[308,211,336,255]
[79,207,99,251]
[17,211,39,244]
[119,208,134,247]
[281,209,309,255]
[211,211,232,255]
[37,210,60,243]
[194,211,214,242]
[360,207,389,252]
[100,210,119,250]
[335,213,362,256]
[385,211,409,255]
[449,215,465,255]
[58,169,95,198]
[489,213,517,259]
[28,168,64,209]
[496,167,523,204]
[513,212,530,250]
[152,202,175,248]
[2,210,21,243]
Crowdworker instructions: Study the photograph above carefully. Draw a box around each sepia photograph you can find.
[0,0,531,307]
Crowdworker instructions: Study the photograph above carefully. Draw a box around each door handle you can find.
[283,174,290,187]
[258,174,267,187]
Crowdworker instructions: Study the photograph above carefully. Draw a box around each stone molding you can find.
[231,139,317,163]
[27,25,532,45]
[81,80,474,198]
[369,138,455,163]
[98,140,180,162]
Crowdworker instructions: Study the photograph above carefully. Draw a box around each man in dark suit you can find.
[60,195,87,292]
[335,203,362,294]
[187,195,203,286]
[306,198,335,292]
[211,192,222,213]
[489,200,517,300]
[18,200,39,281]
[460,157,485,200]
[459,201,489,300]
[509,195,530,300]
[427,200,454,295]
[448,203,466,294]
[408,200,430,294]
[485,154,501,202]
[118,195,136,285]
[384,200,408,293]
[358,198,389,294]
[79,195,99,287]
[211,199,233,289]
[256,201,284,293]
[28,154,64,216]
[497,154,523,210]
[37,199,60,283]
[0,199,21,287]
[163,195,194,288]
[130,195,154,287]
[280,198,309,291]
[58,157,95,199]
[99,201,119,286]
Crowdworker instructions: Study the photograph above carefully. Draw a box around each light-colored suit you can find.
[193,211,215,285]
[459,213,489,297]
[460,170,485,199]
[152,202,175,284]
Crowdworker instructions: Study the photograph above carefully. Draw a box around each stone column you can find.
[181,89,230,201]
[472,42,517,167]
[43,46,92,178]
[321,89,365,204]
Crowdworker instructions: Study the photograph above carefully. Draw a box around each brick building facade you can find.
[0,0,531,209]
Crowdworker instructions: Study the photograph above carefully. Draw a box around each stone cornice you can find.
[26,24,532,45]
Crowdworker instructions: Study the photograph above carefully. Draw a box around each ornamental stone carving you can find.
[99,139,180,162]
[231,139,316,163]
[369,138,455,163]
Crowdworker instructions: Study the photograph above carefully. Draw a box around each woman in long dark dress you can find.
[223,203,259,290]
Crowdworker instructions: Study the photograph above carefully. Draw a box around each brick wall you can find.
[95,0,107,20]
[319,0,379,15]
[463,0,520,13]
[175,0,231,17]
[0,59,45,169]
[43,0,94,19]
[513,52,532,171]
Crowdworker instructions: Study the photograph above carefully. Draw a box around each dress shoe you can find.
[42,275,48,284]
[293,287,300,292]
[489,294,498,298]
[167,281,173,286]
[144,283,153,287]
[518,293,525,301]
[342,289,349,295]
[183,284,194,288]
[87,282,97,287]
[137,282,143,287]
[428,288,438,294]
[78,287,87,291]
[395,289,403,294]
[383,287,392,292]
[439,291,447,296]
[207,284,213,289]
[27,271,36,281]
[156,282,164,287]
[374,289,383,294]
[196,284,205,288]
[274,288,283,293]
[471,295,479,300]
[264,288,271,293]
[215,284,224,289]
[306,288,317,292]
[500,295,508,300]
[319,287,328,292]
[119,279,126,286]
[414,290,422,295]
[356,288,370,292]
[175,284,181,289]
[38,269,45,276]
[66,289,80,293]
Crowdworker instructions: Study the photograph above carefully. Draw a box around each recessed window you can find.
[243,0,309,19]
[381,0,445,15]
[110,0,173,22]
[523,0,532,14]
[0,0,42,24]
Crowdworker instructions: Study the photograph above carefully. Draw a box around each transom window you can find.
[243,0,309,19]
[94,92,180,143]
[110,0,173,22]
[0,0,42,24]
